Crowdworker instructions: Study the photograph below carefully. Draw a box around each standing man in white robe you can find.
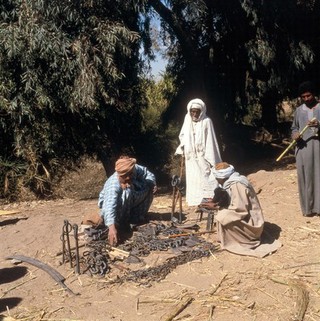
[175,98,221,206]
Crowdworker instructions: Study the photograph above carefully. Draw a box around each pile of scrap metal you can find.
[60,220,216,283]
[117,223,206,256]
[118,241,215,285]
[5,221,216,295]
[60,219,109,276]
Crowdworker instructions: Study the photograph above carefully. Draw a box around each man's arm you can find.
[100,174,121,226]
[135,165,157,189]
[291,110,301,140]
[99,175,122,246]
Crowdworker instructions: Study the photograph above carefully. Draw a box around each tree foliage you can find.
[137,73,179,181]
[0,0,143,198]
[2,0,320,200]
[142,0,320,129]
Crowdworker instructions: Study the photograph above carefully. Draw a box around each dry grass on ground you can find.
[1,160,320,321]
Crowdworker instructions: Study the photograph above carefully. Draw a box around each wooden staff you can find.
[276,117,316,162]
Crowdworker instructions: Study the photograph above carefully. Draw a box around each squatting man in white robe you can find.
[200,162,281,258]
[175,98,221,206]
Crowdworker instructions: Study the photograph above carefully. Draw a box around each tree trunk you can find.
[260,91,280,130]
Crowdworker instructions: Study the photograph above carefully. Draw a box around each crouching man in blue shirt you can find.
[98,156,157,246]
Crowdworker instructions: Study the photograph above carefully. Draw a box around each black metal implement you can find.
[196,207,215,231]
[6,254,78,295]
[171,174,183,224]
[61,219,73,268]
[73,223,80,274]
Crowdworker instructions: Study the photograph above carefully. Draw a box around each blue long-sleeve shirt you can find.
[98,164,156,226]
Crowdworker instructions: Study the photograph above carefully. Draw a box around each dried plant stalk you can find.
[163,296,193,321]
[290,280,309,321]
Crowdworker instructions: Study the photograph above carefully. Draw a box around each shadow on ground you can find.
[0,266,28,285]
[0,297,23,313]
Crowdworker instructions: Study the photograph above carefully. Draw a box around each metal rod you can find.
[171,186,176,221]
[178,190,183,224]
[73,223,80,274]
[63,220,73,268]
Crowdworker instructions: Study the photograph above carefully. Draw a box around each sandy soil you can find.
[1,161,320,321]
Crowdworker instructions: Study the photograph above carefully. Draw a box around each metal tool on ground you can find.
[73,223,80,274]
[276,117,317,162]
[171,156,184,224]
[110,242,216,285]
[82,248,109,275]
[61,219,73,267]
[5,254,78,295]
[167,230,215,238]
[196,206,215,231]
[60,221,111,276]
[56,243,85,257]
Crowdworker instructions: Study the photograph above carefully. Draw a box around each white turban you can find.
[212,163,235,179]
[186,98,207,121]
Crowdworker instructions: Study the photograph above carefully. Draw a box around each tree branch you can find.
[148,0,197,61]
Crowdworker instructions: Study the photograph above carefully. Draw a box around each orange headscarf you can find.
[115,157,136,176]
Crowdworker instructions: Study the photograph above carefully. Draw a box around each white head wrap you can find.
[187,98,206,121]
[212,164,235,179]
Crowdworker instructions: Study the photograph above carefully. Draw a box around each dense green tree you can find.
[2,0,320,199]
[137,73,179,182]
[140,0,320,130]
[0,0,144,198]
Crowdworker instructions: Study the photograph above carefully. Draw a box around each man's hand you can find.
[292,132,301,141]
[308,118,319,127]
[199,201,219,210]
[108,224,118,246]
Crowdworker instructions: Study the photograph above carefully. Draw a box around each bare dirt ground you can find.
[1,159,320,321]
